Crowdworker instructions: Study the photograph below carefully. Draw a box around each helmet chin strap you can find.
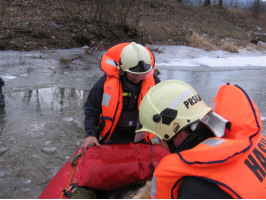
[167,140,176,153]
[114,60,124,75]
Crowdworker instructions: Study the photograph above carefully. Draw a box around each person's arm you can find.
[82,75,106,153]
[84,75,106,136]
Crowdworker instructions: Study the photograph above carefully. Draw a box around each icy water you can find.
[185,0,263,9]
[0,46,265,198]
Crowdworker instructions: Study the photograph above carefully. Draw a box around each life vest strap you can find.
[98,116,114,140]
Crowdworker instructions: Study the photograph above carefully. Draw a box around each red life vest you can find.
[151,84,266,199]
[99,43,156,142]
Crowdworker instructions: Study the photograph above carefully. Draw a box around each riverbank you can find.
[0,0,265,52]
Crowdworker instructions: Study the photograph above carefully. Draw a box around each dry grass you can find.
[233,7,266,30]
[245,42,266,52]
[0,0,265,52]
[221,41,239,53]
[131,181,152,199]
[189,32,216,51]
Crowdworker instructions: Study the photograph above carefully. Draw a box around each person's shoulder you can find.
[90,75,107,92]
[157,153,180,169]
[99,75,107,82]
[94,75,107,85]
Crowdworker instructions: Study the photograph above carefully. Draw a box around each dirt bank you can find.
[0,0,265,51]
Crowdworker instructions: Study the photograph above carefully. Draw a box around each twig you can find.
[48,67,57,74]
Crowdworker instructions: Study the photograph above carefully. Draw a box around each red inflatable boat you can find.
[39,143,170,199]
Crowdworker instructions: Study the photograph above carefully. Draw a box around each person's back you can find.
[136,80,266,199]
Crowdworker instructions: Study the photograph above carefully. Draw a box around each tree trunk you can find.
[204,0,211,6]
[252,0,261,18]
[178,0,182,3]
[219,0,223,6]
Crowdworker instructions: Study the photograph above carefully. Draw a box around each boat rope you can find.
[60,153,82,199]
[70,153,82,167]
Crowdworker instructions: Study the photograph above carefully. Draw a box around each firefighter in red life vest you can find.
[135,80,266,199]
[81,42,160,153]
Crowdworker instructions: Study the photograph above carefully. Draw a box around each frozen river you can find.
[0,45,265,198]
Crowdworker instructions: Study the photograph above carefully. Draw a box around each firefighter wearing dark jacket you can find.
[81,42,160,153]
[0,77,5,108]
[135,80,266,199]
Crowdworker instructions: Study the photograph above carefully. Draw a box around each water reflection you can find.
[0,109,6,137]
[1,87,89,141]
[0,87,88,199]
[12,88,88,114]
[183,0,264,9]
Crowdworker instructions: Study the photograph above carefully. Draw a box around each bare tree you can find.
[204,0,211,6]
[252,0,261,18]
[90,0,135,29]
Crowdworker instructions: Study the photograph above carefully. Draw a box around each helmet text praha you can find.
[183,94,202,109]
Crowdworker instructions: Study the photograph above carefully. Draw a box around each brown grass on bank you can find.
[189,32,216,51]
[246,42,266,52]
[221,41,239,53]
[233,8,266,31]
[131,181,152,199]
[0,0,265,51]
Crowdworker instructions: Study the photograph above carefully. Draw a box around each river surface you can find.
[0,46,265,198]
[184,0,266,9]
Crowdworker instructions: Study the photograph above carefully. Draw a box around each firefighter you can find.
[136,80,266,199]
[81,42,160,152]
[73,42,160,199]
[0,77,5,108]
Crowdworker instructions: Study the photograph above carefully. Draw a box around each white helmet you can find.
[120,42,153,81]
[136,80,213,142]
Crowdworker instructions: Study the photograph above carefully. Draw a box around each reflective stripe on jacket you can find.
[99,43,156,142]
[150,84,266,199]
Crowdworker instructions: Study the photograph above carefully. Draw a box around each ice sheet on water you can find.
[41,147,57,154]
[154,46,266,68]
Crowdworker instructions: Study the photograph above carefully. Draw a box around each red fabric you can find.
[39,143,170,199]
[74,143,169,190]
